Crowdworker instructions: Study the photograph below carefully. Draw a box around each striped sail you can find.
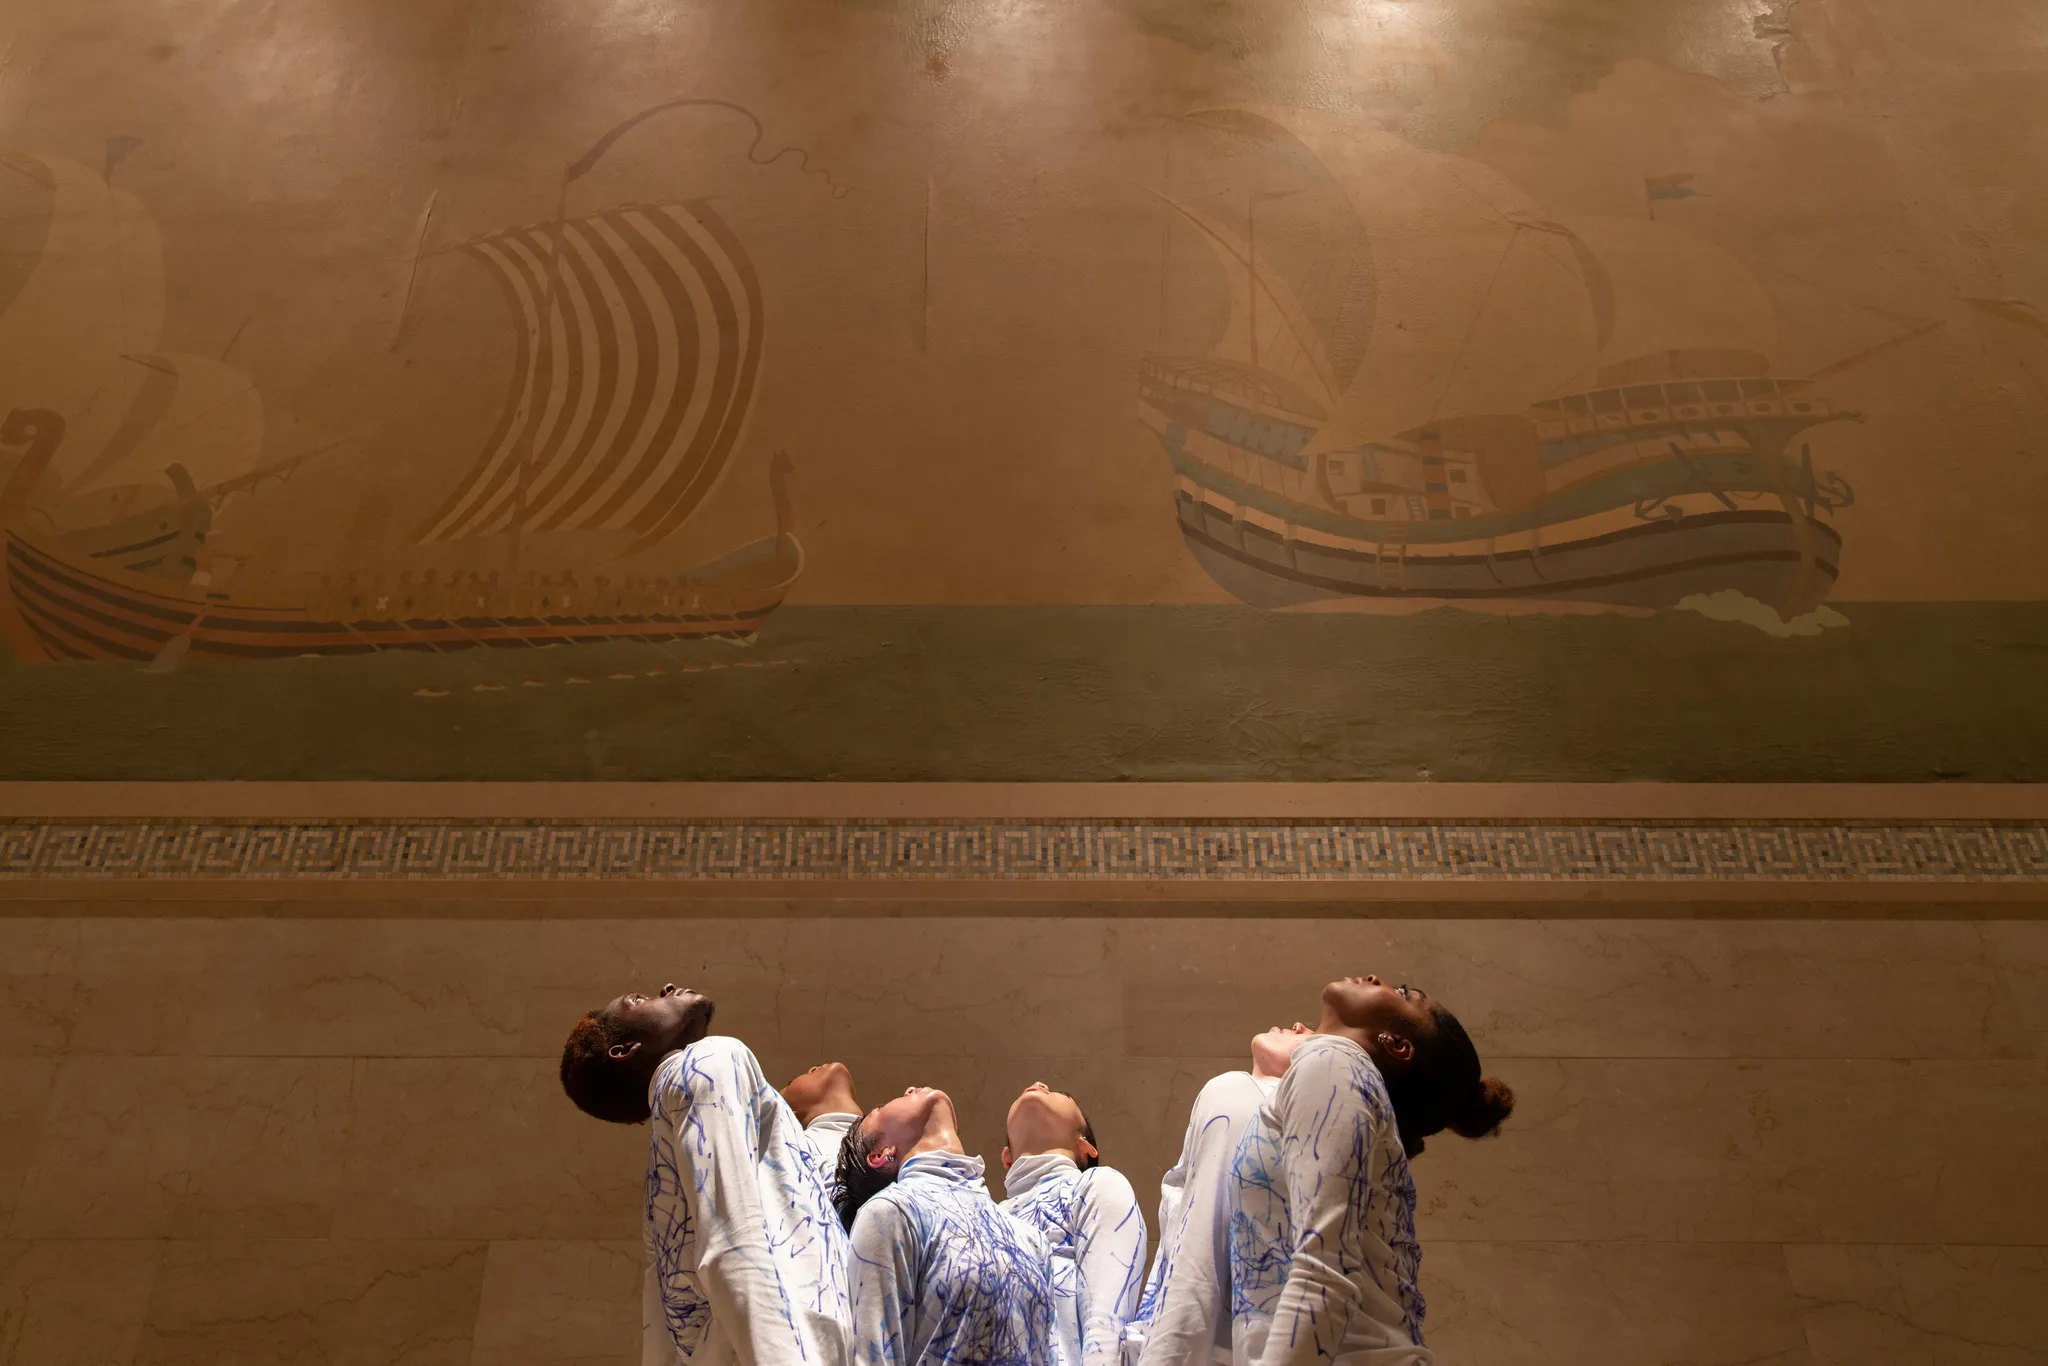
[416,200,764,545]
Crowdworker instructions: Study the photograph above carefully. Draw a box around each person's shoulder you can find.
[1078,1163,1139,1207]
[850,1183,917,1238]
[650,1035,769,1110]
[1196,1069,1257,1101]
[681,1034,755,1067]
[1289,1036,1391,1112]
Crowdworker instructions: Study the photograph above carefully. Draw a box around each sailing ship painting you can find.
[1139,107,1903,618]
[0,149,799,666]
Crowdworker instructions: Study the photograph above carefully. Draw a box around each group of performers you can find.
[559,973,1514,1365]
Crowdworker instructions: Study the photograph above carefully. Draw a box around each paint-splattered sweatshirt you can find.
[1226,1035,1430,1366]
[1127,1071,1279,1366]
[1001,1153,1149,1366]
[849,1149,1057,1365]
[639,1036,853,1366]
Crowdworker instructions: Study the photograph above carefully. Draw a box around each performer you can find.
[784,1060,864,1171]
[1230,976,1514,1366]
[1129,1026,1313,1366]
[1000,1083,1147,1366]
[558,985,851,1366]
[836,1084,1057,1364]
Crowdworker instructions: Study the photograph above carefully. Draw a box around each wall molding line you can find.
[3,782,2048,821]
[2,815,2044,896]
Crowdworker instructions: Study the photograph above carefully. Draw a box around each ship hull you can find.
[1175,491,1841,611]
[3,530,798,664]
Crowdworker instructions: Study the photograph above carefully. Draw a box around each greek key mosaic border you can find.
[2,818,2046,883]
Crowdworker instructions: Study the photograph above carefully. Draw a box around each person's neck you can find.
[906,1114,966,1160]
[1013,1145,1080,1166]
[1317,1007,1374,1053]
[794,1089,861,1125]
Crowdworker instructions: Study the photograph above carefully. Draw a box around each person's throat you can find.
[906,1117,966,1159]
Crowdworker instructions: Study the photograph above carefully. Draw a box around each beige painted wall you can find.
[2,907,2044,1363]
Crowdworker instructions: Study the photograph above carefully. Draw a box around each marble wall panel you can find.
[0,1239,159,1366]
[0,909,2040,1365]
[11,1056,354,1239]
[791,919,1126,1060]
[1786,1244,2048,1365]
[0,919,79,1055]
[524,920,831,1062]
[1985,923,2048,1059]
[1119,920,2029,1060]
[1417,1059,2048,1244]
[332,1057,644,1241]
[467,1240,641,1366]
[66,920,540,1058]
[1425,1241,1812,1366]
[132,1240,487,1366]
[0,1059,55,1228]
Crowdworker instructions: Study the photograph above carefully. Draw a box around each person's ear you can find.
[865,1144,897,1171]
[1075,1134,1098,1165]
[1001,1145,1014,1170]
[607,1040,643,1062]
[1377,1031,1414,1062]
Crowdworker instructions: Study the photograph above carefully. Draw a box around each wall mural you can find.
[0,0,2041,781]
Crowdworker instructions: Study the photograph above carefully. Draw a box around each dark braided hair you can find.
[1380,1004,1515,1157]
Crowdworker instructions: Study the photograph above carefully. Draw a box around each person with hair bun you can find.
[1228,976,1513,1366]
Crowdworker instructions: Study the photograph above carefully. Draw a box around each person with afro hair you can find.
[559,984,851,1365]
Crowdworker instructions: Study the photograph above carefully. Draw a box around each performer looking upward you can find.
[784,1060,864,1172]
[1230,976,1514,1366]
[836,1084,1056,1365]
[1129,1025,1313,1366]
[559,985,851,1366]
[999,1083,1148,1366]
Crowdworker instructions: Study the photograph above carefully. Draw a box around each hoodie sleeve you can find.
[1137,1074,1260,1366]
[849,1193,921,1365]
[1255,1041,1430,1366]
[1074,1167,1148,1366]
[645,1037,812,1365]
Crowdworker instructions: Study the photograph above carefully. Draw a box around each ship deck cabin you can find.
[1138,356,1323,472]
[1532,375,1832,441]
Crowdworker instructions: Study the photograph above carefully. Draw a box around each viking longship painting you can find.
[1139,107,1923,617]
[0,148,799,666]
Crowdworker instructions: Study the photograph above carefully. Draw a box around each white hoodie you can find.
[1226,1035,1430,1366]
[639,1035,852,1365]
[1002,1153,1148,1366]
[1128,1072,1277,1366]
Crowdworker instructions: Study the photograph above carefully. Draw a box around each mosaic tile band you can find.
[2,818,2046,882]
